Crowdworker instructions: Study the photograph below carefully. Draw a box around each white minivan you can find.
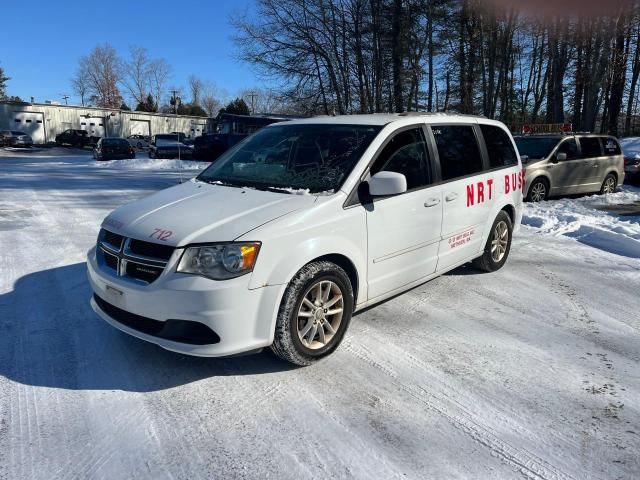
[87,114,524,365]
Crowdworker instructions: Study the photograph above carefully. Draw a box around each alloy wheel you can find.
[297,280,344,350]
[530,182,546,202]
[491,221,509,263]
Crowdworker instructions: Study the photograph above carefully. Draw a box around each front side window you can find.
[370,128,431,190]
[198,124,382,193]
[557,138,579,160]
[432,125,483,181]
[580,137,602,158]
[481,125,518,168]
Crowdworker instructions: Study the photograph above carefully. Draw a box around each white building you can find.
[0,101,213,144]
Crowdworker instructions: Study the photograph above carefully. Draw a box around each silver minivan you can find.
[515,134,625,202]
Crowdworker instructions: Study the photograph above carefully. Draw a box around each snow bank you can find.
[91,158,210,171]
[522,186,640,258]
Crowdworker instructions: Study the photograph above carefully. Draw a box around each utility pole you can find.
[61,94,70,105]
[246,92,258,115]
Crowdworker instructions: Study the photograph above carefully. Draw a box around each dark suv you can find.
[515,134,625,201]
[55,129,98,148]
[193,114,297,161]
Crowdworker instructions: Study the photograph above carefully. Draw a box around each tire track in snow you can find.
[343,340,576,480]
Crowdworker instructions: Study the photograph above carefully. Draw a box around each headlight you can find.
[176,242,260,280]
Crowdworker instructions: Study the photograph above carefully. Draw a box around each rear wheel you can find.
[600,174,617,194]
[271,261,354,366]
[526,178,549,202]
[473,211,513,273]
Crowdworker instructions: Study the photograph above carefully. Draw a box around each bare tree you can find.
[71,65,90,106]
[77,43,123,108]
[188,75,205,106]
[201,81,224,117]
[122,46,151,107]
[148,58,172,110]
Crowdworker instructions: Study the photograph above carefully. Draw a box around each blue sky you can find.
[1,0,264,105]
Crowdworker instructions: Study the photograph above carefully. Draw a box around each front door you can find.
[549,137,587,194]
[365,126,443,300]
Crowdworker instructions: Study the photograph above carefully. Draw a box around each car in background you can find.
[55,129,97,148]
[0,130,33,147]
[619,137,640,181]
[193,113,298,161]
[148,134,193,159]
[127,134,151,149]
[514,134,625,202]
[93,138,136,161]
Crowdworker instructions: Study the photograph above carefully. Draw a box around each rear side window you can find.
[370,127,431,190]
[580,137,602,157]
[480,125,518,168]
[432,125,483,181]
[602,138,621,155]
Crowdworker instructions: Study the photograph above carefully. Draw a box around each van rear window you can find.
[480,125,518,168]
[602,138,621,155]
[432,125,483,181]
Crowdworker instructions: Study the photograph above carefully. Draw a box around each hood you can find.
[102,179,317,246]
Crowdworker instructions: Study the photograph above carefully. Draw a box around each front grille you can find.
[97,228,174,284]
[94,295,221,345]
[128,239,173,260]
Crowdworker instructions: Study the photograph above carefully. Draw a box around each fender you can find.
[243,197,368,304]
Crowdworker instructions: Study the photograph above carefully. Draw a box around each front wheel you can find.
[271,261,354,366]
[526,178,549,202]
[473,210,513,273]
[600,174,617,195]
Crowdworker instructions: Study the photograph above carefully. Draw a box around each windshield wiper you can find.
[198,178,245,189]
[248,185,292,194]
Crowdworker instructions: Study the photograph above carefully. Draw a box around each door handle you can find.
[424,198,441,207]
[445,193,458,202]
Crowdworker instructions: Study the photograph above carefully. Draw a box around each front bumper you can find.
[87,246,284,357]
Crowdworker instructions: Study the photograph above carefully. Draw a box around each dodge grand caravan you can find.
[87,114,524,365]
[515,134,625,202]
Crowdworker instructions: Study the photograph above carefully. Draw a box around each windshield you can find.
[514,137,561,159]
[155,134,181,144]
[198,123,382,193]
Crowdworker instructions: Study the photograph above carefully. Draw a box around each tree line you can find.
[233,0,640,135]
[71,44,224,117]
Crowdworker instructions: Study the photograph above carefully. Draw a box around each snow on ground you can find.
[0,147,639,479]
[523,187,640,259]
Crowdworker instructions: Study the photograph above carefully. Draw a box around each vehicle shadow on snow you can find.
[0,263,299,393]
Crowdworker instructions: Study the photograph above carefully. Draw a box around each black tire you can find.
[600,173,617,194]
[271,261,354,366]
[473,210,513,273]
[526,177,549,202]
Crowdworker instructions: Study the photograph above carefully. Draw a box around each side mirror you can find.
[554,152,567,163]
[369,171,407,196]
[520,155,529,163]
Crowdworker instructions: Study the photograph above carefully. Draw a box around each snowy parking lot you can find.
[1,147,639,479]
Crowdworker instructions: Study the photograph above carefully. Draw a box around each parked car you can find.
[0,130,33,147]
[93,138,136,161]
[170,132,192,145]
[193,113,297,161]
[514,134,625,202]
[88,113,524,365]
[148,134,193,159]
[127,134,150,149]
[619,137,640,181]
[55,129,98,148]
